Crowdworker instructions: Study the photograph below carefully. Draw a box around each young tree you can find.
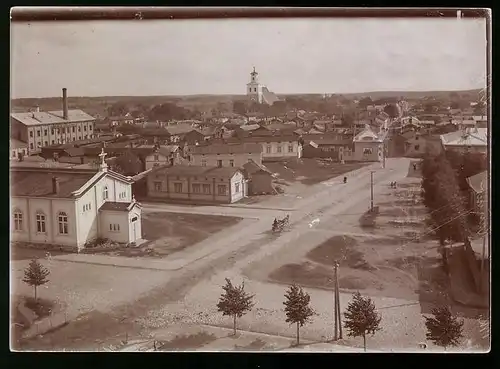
[283,284,315,346]
[424,306,464,351]
[343,291,382,352]
[216,278,255,336]
[22,259,50,302]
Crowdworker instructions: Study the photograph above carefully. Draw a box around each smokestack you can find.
[62,88,68,120]
[52,176,60,194]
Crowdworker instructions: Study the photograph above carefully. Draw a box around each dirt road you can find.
[18,159,413,350]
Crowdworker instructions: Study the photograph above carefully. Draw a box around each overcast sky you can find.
[11,18,487,98]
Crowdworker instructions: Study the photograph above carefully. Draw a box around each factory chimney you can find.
[62,88,68,120]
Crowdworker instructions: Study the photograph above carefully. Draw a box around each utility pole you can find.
[333,262,338,341]
[370,171,374,211]
[335,261,342,339]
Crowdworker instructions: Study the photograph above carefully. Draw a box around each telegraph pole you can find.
[333,262,338,341]
[370,171,374,211]
[335,261,343,339]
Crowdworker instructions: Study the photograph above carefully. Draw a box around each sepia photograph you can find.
[10,7,490,352]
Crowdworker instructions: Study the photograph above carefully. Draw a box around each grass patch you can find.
[158,332,217,351]
[24,297,55,319]
[306,235,375,271]
[359,207,379,228]
[265,159,370,186]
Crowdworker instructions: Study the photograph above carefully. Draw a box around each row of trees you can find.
[421,149,487,242]
[421,152,470,247]
[20,261,465,351]
[217,278,464,351]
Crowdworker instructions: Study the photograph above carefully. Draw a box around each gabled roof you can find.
[190,142,262,155]
[11,109,95,126]
[99,201,140,212]
[152,165,243,179]
[440,128,487,147]
[235,135,299,143]
[466,171,487,194]
[353,127,383,143]
[243,160,272,175]
[239,124,262,132]
[166,124,199,136]
[10,170,97,198]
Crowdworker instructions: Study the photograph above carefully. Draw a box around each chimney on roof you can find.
[62,88,68,120]
[52,176,60,194]
[35,106,40,113]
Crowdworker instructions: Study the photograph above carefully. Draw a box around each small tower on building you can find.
[98,148,108,172]
[247,66,263,104]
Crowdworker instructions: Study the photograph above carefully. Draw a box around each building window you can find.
[51,128,55,135]
[30,131,33,138]
[12,151,16,158]
[202,184,211,194]
[154,181,162,192]
[103,186,109,200]
[78,126,81,132]
[201,159,207,166]
[84,125,87,131]
[154,154,159,161]
[277,145,282,153]
[363,148,373,155]
[414,144,420,151]
[58,211,69,234]
[288,145,294,153]
[37,130,40,137]
[218,184,227,195]
[52,140,55,144]
[72,126,75,133]
[217,160,222,167]
[235,183,240,193]
[44,141,48,146]
[36,212,46,233]
[192,183,201,193]
[30,143,33,149]
[44,129,48,136]
[89,125,93,131]
[229,160,234,167]
[174,183,183,193]
[110,224,120,232]
[13,210,23,231]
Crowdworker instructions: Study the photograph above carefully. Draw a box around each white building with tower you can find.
[246,67,280,105]
[10,148,143,252]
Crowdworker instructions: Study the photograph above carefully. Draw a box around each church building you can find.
[246,67,280,105]
[10,149,143,252]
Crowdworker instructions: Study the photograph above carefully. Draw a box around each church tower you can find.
[246,67,263,104]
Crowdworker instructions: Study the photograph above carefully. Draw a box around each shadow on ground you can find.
[158,332,217,351]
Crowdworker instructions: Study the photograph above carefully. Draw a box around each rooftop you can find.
[191,142,262,155]
[466,170,487,194]
[10,170,96,198]
[153,165,242,178]
[99,201,134,212]
[11,110,95,126]
[10,138,28,149]
[440,128,487,147]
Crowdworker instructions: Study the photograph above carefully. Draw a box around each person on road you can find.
[343,176,347,184]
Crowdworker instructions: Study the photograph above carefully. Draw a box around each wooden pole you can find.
[370,171,374,211]
[333,263,338,341]
[335,262,343,339]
